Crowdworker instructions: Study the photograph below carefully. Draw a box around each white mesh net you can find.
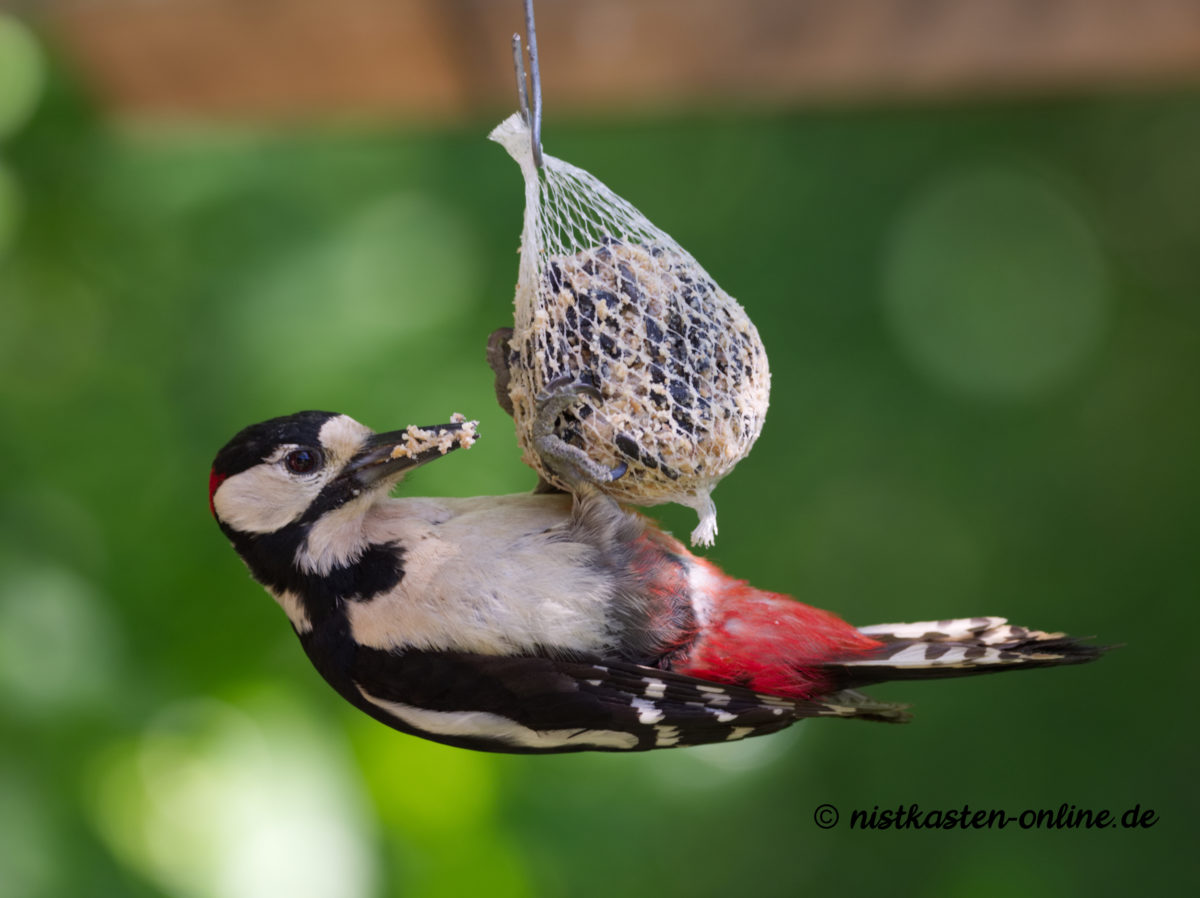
[490,113,770,546]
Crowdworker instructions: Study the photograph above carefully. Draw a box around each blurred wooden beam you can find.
[33,0,1200,122]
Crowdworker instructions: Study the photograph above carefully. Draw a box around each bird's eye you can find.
[284,448,321,475]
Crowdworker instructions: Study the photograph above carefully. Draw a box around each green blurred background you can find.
[2,9,1198,898]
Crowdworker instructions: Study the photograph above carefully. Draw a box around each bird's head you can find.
[209,410,476,538]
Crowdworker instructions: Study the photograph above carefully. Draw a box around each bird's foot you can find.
[534,375,627,492]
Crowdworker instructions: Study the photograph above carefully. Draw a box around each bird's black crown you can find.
[212,410,339,479]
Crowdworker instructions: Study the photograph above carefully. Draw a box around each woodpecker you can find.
[210,409,1105,754]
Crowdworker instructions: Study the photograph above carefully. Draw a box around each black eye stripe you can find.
[284,448,321,474]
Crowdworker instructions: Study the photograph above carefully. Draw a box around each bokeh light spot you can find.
[89,692,379,898]
[0,15,44,139]
[882,167,1110,400]
[0,564,119,715]
[231,191,478,399]
[350,716,497,831]
[348,718,534,897]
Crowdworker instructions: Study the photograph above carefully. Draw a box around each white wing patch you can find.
[641,678,667,699]
[654,725,681,747]
[357,685,639,751]
[631,698,665,725]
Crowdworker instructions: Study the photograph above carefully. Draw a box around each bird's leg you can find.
[490,331,627,495]
[532,376,642,550]
[533,375,628,491]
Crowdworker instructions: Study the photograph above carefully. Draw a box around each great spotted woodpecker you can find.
[210,409,1104,754]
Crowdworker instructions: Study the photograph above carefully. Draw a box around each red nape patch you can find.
[208,469,228,517]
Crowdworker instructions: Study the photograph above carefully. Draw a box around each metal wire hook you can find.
[511,0,544,168]
[511,34,530,125]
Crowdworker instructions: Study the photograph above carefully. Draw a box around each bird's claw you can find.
[535,374,603,411]
[533,376,627,490]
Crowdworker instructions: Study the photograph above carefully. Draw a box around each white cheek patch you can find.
[356,687,640,751]
[214,415,373,536]
[212,465,322,534]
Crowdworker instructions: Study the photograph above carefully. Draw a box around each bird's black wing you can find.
[345,647,876,754]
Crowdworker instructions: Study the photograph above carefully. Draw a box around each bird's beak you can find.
[345,420,479,488]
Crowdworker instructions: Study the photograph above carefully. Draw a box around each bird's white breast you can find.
[345,493,621,656]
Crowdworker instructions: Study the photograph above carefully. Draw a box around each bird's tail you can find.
[837,616,1107,688]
